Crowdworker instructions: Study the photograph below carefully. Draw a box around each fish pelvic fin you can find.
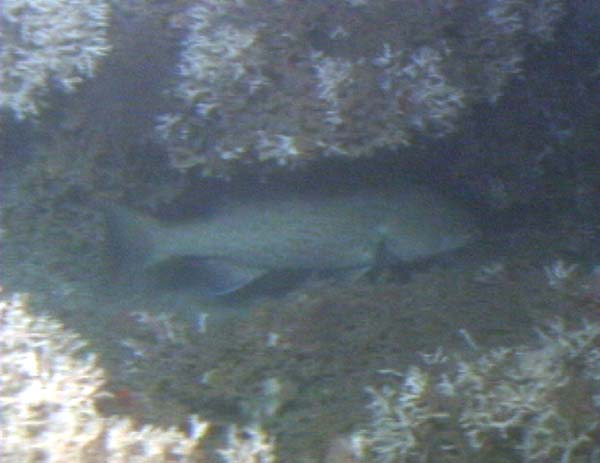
[201,260,267,295]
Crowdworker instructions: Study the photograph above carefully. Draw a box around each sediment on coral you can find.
[356,318,600,463]
[0,290,206,463]
[156,0,564,175]
[217,424,276,463]
[0,0,111,121]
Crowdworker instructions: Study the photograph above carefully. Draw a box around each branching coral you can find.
[357,319,600,463]
[156,0,564,175]
[217,424,276,463]
[0,291,206,463]
[0,0,111,120]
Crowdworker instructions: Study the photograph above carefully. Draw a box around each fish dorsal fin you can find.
[202,260,267,295]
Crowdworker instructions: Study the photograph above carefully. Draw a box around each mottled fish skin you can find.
[105,185,479,293]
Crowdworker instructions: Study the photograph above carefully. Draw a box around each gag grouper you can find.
[104,185,479,294]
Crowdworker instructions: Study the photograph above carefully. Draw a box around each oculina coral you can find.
[0,290,206,463]
[156,0,564,175]
[0,0,111,120]
[355,318,600,463]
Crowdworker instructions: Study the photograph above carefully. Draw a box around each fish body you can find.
[105,185,479,294]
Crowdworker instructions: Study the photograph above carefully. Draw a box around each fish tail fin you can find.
[102,203,163,281]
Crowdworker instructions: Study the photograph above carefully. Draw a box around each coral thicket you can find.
[0,291,204,463]
[0,0,111,120]
[156,0,564,174]
[358,319,600,463]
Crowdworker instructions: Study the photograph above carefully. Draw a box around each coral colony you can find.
[154,0,564,174]
[3,284,600,462]
[0,0,111,120]
[356,319,600,463]
[5,1,598,463]
[0,291,207,462]
[1,0,563,175]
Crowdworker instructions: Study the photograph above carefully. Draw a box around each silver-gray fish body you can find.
[107,185,479,293]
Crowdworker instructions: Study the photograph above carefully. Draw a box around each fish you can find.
[104,184,480,294]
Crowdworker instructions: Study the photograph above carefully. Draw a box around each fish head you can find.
[380,189,480,262]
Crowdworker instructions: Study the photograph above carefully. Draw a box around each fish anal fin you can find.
[203,260,267,295]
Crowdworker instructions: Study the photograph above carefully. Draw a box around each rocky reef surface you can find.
[1,1,600,462]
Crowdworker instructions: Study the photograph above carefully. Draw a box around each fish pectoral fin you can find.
[203,260,267,295]
[335,266,373,283]
[335,241,391,284]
